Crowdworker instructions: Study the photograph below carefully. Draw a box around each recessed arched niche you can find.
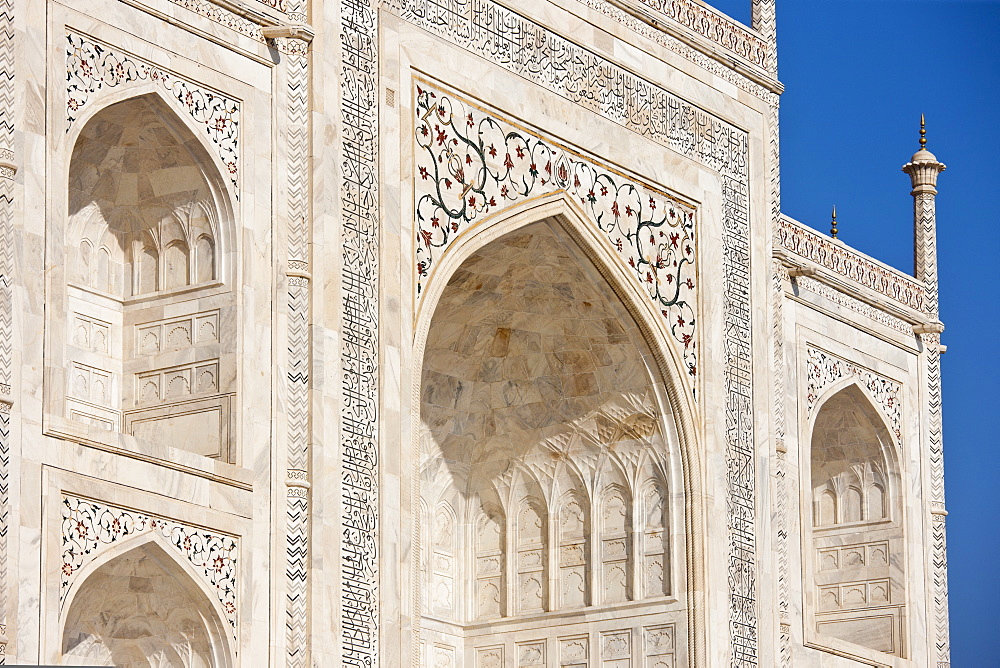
[418,220,685,666]
[60,93,237,462]
[809,383,906,658]
[61,541,233,667]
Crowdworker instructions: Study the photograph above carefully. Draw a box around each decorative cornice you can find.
[776,215,926,314]
[782,269,913,336]
[578,0,779,102]
[605,0,777,88]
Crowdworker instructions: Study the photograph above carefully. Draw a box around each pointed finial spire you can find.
[830,205,838,239]
[920,113,927,150]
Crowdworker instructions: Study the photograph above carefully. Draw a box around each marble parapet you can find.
[776,214,928,318]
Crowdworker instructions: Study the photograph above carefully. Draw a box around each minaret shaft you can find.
[902,123,949,667]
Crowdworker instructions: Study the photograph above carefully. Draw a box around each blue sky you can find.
[708,1,999,662]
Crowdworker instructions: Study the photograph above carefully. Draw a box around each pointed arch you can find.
[66,91,234,294]
[806,379,908,657]
[61,532,234,667]
[412,192,704,661]
[67,84,238,225]
[809,382,901,523]
[473,500,506,620]
[54,89,240,464]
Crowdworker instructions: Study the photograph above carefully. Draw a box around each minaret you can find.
[902,117,950,667]
[903,115,946,318]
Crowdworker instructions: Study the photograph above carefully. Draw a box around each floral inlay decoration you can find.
[414,84,699,380]
[61,495,239,632]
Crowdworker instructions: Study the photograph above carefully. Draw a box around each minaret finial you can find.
[920,113,927,150]
[830,205,838,239]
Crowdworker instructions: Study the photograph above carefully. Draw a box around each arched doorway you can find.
[61,540,233,667]
[417,218,690,667]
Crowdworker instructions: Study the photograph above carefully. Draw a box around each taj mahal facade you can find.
[0,0,952,665]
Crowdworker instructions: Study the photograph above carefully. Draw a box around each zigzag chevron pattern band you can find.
[0,0,13,658]
[283,29,312,667]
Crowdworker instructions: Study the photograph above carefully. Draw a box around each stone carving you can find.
[476,510,504,619]
[61,495,238,633]
[601,489,629,603]
[73,315,110,353]
[476,646,503,668]
[516,501,547,614]
[135,360,220,403]
[415,84,698,380]
[431,505,457,616]
[397,0,755,662]
[560,635,588,667]
[645,624,676,668]
[806,346,901,441]
[602,629,631,663]
[66,32,240,196]
[136,311,219,356]
[282,22,313,663]
[340,0,380,662]
[770,258,791,667]
[432,645,455,668]
[777,216,925,312]
[626,0,768,67]
[0,0,11,654]
[516,640,545,666]
[0,402,8,663]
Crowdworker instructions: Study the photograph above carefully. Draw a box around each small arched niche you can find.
[68,94,225,298]
[418,220,686,665]
[808,383,906,658]
[61,541,232,667]
[60,93,237,462]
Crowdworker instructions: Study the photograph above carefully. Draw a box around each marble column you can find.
[902,121,949,668]
[263,17,316,668]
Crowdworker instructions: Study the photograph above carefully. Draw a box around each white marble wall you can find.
[1,0,947,665]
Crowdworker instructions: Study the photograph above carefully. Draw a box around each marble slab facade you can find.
[0,0,949,666]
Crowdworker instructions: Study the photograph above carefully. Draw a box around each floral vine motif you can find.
[806,347,902,440]
[415,85,698,378]
[61,495,238,632]
[66,32,240,196]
